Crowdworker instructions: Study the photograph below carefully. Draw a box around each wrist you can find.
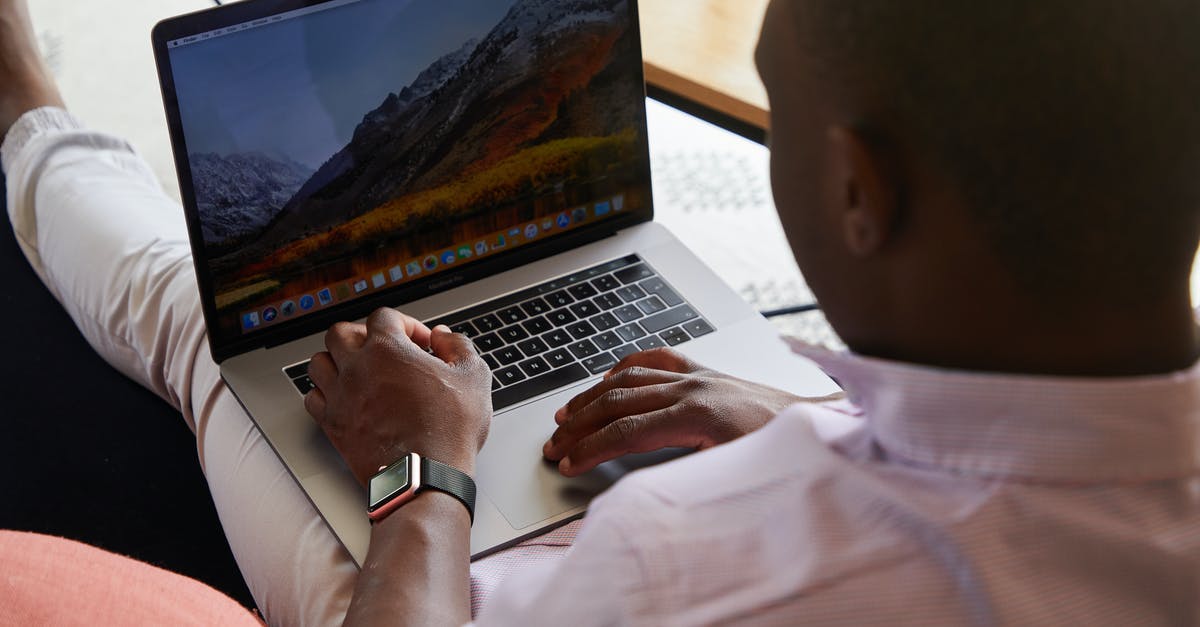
[370,490,471,537]
[380,444,476,477]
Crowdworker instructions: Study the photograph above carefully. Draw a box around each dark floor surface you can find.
[0,171,255,608]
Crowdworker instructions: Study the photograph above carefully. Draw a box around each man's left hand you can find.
[304,308,492,485]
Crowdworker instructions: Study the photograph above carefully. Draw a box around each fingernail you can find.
[434,324,451,333]
[554,406,568,423]
[559,457,572,473]
[542,439,554,457]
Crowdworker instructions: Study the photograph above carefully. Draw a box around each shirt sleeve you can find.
[473,483,655,626]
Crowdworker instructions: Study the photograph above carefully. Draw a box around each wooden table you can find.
[639,0,771,133]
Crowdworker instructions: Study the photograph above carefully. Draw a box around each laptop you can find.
[151,0,839,565]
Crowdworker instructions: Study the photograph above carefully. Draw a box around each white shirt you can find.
[476,343,1200,625]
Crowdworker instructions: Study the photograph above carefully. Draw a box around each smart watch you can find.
[367,453,476,523]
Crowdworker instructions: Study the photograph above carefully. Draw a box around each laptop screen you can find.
[162,0,650,345]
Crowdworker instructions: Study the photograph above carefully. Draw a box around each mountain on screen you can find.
[190,152,313,248]
[216,0,640,276]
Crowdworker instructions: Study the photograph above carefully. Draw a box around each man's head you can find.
[757,0,1200,373]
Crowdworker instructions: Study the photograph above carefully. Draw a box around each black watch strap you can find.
[420,456,476,523]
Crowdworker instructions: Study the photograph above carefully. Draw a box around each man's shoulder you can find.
[578,403,943,623]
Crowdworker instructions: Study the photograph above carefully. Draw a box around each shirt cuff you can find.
[1,106,83,174]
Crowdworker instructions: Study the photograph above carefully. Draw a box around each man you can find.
[4,0,1199,625]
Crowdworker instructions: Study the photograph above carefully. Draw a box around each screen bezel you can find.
[151,0,654,363]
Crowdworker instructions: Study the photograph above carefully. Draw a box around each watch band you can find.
[420,456,477,523]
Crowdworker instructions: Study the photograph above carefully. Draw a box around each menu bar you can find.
[167,0,367,49]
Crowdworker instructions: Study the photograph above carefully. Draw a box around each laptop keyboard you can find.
[282,255,714,411]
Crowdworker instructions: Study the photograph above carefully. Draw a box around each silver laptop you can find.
[152,0,838,564]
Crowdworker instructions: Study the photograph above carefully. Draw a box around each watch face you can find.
[368,456,411,512]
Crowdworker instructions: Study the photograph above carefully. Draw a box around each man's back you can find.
[480,345,1200,625]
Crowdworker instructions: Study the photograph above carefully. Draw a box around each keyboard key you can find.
[450,321,479,338]
[568,339,600,359]
[474,314,502,332]
[494,346,524,365]
[615,323,647,343]
[517,337,549,356]
[284,362,310,379]
[615,285,647,302]
[660,326,691,346]
[582,352,618,375]
[569,300,600,318]
[483,353,500,370]
[492,377,502,391]
[544,290,574,308]
[636,296,667,315]
[591,275,621,293]
[292,375,316,395]
[498,306,527,325]
[567,283,598,300]
[519,356,552,377]
[612,344,639,360]
[543,329,573,347]
[614,264,654,284]
[636,335,667,350]
[498,325,530,343]
[520,297,551,316]
[593,293,623,310]
[639,277,684,307]
[495,365,527,386]
[566,321,597,340]
[590,312,619,332]
[544,348,573,369]
[493,363,589,410]
[613,304,644,323]
[640,305,699,334]
[547,309,577,326]
[593,331,622,350]
[683,319,714,338]
[522,316,553,335]
[475,333,504,353]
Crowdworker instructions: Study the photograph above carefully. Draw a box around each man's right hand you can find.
[543,348,836,476]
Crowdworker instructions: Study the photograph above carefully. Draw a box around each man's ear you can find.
[825,126,899,256]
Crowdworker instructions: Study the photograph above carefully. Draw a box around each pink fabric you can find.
[0,531,260,626]
[474,342,1200,625]
[469,519,581,615]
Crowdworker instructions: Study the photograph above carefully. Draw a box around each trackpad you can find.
[477,388,689,530]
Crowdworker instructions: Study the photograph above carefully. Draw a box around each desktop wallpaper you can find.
[170,0,648,337]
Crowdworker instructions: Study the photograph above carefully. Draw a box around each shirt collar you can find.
[788,339,1200,483]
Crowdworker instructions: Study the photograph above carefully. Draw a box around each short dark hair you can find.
[790,0,1200,300]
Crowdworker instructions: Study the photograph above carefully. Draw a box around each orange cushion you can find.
[0,530,260,626]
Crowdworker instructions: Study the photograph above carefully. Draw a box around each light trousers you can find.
[2,108,572,626]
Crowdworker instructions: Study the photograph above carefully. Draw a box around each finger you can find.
[606,347,702,379]
[365,308,433,349]
[557,407,696,477]
[307,351,337,393]
[303,387,327,421]
[429,325,479,366]
[544,382,678,461]
[325,321,367,364]
[557,366,685,424]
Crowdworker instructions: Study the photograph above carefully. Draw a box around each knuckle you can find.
[466,355,492,381]
[617,366,648,383]
[302,391,316,413]
[611,416,641,444]
[683,376,709,393]
[597,388,628,413]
